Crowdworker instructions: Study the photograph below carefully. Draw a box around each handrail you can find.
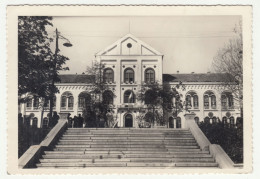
[184,113,234,169]
[18,120,67,168]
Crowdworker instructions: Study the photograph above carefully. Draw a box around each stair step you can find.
[36,162,218,168]
[45,150,208,155]
[57,142,197,146]
[40,158,215,163]
[43,153,212,159]
[35,128,218,168]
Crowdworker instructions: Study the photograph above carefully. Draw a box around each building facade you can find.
[20,34,241,128]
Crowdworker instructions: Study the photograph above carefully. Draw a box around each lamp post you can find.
[49,28,72,124]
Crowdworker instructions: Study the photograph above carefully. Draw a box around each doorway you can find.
[125,114,133,127]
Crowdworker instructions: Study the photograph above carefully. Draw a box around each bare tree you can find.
[212,21,243,116]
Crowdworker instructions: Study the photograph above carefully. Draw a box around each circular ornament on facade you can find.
[208,112,213,118]
[127,43,132,48]
[226,112,231,118]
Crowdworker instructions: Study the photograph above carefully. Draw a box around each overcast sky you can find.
[46,16,241,74]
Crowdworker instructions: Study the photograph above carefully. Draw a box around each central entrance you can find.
[125,114,133,127]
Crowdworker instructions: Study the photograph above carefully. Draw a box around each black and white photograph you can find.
[6,5,252,174]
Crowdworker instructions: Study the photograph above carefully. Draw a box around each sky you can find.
[46,16,241,74]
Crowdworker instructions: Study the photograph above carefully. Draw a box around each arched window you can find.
[124,90,135,103]
[68,96,74,109]
[211,95,216,109]
[204,95,209,109]
[221,95,227,109]
[61,92,73,110]
[185,91,198,109]
[169,117,174,128]
[204,91,217,109]
[78,92,91,109]
[186,95,191,107]
[176,117,182,128]
[103,68,114,83]
[145,68,155,83]
[61,96,67,108]
[103,90,114,105]
[124,68,134,83]
[221,92,234,109]
[33,97,39,110]
[26,98,32,109]
[42,117,49,128]
[228,95,234,108]
[32,117,38,128]
[193,95,199,109]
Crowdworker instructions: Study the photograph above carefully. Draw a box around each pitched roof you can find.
[163,73,236,83]
[57,73,236,84]
[57,74,94,84]
[96,34,162,56]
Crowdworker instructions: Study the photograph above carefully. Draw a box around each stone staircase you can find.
[36,128,219,168]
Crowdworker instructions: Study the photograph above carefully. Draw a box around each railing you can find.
[184,113,234,169]
[18,120,67,168]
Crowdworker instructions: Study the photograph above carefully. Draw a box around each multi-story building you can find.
[20,34,241,128]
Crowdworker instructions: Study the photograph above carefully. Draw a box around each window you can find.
[78,92,91,109]
[211,95,216,109]
[33,97,39,110]
[221,95,227,109]
[103,68,114,83]
[186,95,191,107]
[68,96,74,108]
[176,117,181,128]
[204,95,209,109]
[26,98,32,109]
[61,92,73,110]
[228,95,234,108]
[42,117,49,128]
[185,91,199,109]
[193,95,199,109]
[78,97,85,108]
[124,90,135,103]
[124,68,134,83]
[32,117,38,127]
[145,68,155,83]
[61,96,67,108]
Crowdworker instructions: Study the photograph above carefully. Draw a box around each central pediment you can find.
[96,34,162,56]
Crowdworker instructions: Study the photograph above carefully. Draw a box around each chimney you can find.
[177,70,179,74]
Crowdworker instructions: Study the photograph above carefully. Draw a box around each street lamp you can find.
[49,28,72,124]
